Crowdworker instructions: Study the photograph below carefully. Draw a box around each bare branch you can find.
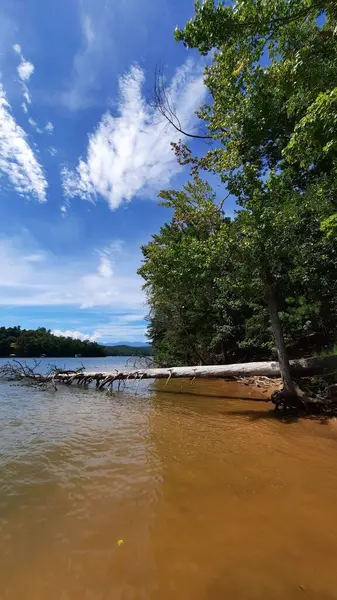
[0,360,85,390]
[153,66,211,140]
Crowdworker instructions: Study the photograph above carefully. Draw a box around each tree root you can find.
[271,384,337,416]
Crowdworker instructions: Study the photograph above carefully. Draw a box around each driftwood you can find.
[2,356,337,415]
[50,356,337,384]
[2,356,336,388]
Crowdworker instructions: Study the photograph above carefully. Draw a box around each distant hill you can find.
[105,344,152,357]
[102,341,151,348]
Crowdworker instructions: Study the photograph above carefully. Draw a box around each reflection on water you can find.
[1,358,337,599]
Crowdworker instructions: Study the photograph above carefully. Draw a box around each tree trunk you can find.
[10,356,337,386]
[264,275,297,396]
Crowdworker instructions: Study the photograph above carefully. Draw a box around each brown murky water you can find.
[1,362,337,600]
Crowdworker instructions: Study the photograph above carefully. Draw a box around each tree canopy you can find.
[139,0,337,390]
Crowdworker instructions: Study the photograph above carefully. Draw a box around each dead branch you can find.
[153,66,210,140]
[0,360,85,390]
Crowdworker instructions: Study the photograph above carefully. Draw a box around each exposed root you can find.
[271,384,337,416]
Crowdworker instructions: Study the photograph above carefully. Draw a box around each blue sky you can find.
[0,0,230,344]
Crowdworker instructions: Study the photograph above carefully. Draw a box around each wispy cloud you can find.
[62,60,206,210]
[13,43,35,82]
[60,12,101,110]
[28,119,53,136]
[58,0,174,111]
[13,43,35,108]
[0,237,144,310]
[0,85,47,201]
[94,323,147,342]
[45,121,54,134]
[117,313,145,323]
[17,59,34,82]
[23,253,46,263]
[28,117,43,134]
[23,87,32,105]
[52,328,99,342]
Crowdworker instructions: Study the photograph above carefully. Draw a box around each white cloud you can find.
[28,117,43,134]
[23,87,31,104]
[0,237,145,310]
[51,322,147,344]
[57,0,174,111]
[45,121,54,134]
[60,204,67,215]
[18,59,34,82]
[104,240,124,254]
[48,146,57,157]
[23,253,46,263]
[0,84,47,202]
[13,43,34,106]
[117,313,145,323]
[27,120,54,136]
[62,60,206,210]
[52,329,99,342]
[94,323,147,342]
[60,12,99,110]
[98,255,113,278]
[82,14,95,46]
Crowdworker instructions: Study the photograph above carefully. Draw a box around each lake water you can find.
[1,357,337,599]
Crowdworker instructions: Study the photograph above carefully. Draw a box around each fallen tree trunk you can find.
[2,356,337,414]
[16,355,337,387]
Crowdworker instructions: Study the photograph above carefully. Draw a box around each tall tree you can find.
[164,0,337,398]
[140,173,337,368]
[139,177,246,365]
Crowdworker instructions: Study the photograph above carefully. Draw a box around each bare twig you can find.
[153,66,210,141]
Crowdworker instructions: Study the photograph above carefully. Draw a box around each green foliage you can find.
[141,1,337,368]
[0,327,105,358]
[139,177,242,365]
[174,0,337,202]
[175,1,337,369]
[321,213,337,237]
[140,177,337,366]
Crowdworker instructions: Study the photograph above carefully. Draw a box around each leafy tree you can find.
[139,177,244,365]
[140,173,337,368]
[165,0,337,397]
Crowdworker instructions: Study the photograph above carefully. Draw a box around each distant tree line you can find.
[0,327,106,358]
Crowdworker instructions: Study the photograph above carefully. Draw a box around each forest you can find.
[139,0,337,400]
[0,327,106,358]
